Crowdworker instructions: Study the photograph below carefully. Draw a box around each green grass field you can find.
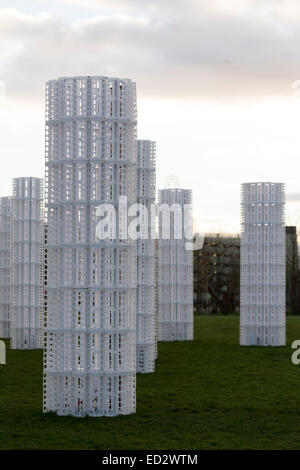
[0,316,300,450]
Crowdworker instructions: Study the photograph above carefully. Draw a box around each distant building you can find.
[193,234,240,314]
[195,226,297,317]
[286,226,298,314]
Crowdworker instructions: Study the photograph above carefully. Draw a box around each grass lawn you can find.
[0,316,300,450]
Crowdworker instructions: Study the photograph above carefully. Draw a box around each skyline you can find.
[1,1,300,233]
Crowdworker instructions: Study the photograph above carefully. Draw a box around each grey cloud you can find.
[1,2,300,101]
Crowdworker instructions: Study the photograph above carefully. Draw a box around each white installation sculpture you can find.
[10,177,44,349]
[158,188,194,341]
[240,182,286,346]
[43,76,137,416]
[136,140,156,373]
[0,197,11,339]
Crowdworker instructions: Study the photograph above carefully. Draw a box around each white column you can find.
[11,177,44,349]
[136,140,156,373]
[158,188,193,341]
[43,76,137,417]
[0,197,11,339]
[154,238,159,358]
[240,182,286,346]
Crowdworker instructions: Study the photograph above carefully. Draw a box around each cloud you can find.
[1,2,300,101]
[287,193,300,202]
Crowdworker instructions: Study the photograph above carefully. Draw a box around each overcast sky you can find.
[1,0,300,233]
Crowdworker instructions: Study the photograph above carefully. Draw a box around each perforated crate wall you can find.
[0,197,11,339]
[136,140,156,373]
[44,76,137,417]
[10,178,44,349]
[158,189,193,341]
[154,238,159,359]
[240,182,286,346]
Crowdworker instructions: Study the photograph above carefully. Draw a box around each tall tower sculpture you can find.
[44,76,137,417]
[136,140,156,373]
[0,197,11,339]
[158,188,193,341]
[11,177,44,349]
[154,238,159,358]
[240,182,286,346]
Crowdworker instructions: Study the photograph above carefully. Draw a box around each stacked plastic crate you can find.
[10,177,43,349]
[44,76,137,417]
[240,182,286,346]
[136,140,156,373]
[158,188,193,341]
[0,197,11,339]
[154,238,159,359]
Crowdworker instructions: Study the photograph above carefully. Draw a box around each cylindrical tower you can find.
[43,76,137,417]
[10,177,44,349]
[158,188,193,341]
[240,182,286,346]
[154,238,159,359]
[0,197,11,339]
[136,140,156,373]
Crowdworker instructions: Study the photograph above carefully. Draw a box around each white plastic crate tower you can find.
[154,238,159,359]
[44,76,137,417]
[240,182,286,346]
[0,197,11,338]
[136,140,156,373]
[11,177,44,349]
[158,189,193,341]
